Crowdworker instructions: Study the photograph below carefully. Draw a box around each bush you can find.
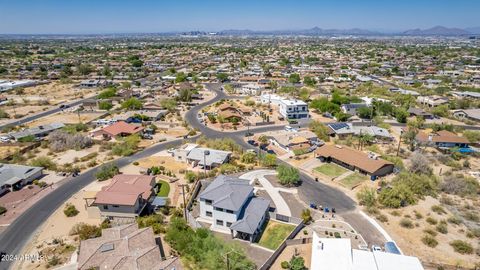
[137,214,165,234]
[240,152,257,164]
[260,153,277,167]
[276,165,300,187]
[70,223,101,240]
[185,170,197,183]
[95,164,119,181]
[399,218,414,229]
[431,205,446,215]
[30,156,57,171]
[356,187,377,208]
[301,209,312,224]
[436,222,448,234]
[423,229,437,237]
[426,217,438,225]
[63,203,79,217]
[449,240,474,254]
[421,235,438,248]
[49,131,93,152]
[441,174,479,197]
[0,205,6,215]
[409,153,432,175]
[447,216,462,225]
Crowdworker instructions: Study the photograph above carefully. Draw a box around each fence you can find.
[259,221,305,270]
[268,211,303,225]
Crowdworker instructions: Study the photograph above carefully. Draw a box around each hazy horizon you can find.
[1,0,479,34]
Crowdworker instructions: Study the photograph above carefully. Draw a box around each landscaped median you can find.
[258,220,296,250]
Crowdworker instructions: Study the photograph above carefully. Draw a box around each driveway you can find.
[239,170,292,217]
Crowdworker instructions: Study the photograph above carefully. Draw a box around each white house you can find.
[278,99,309,119]
[198,175,270,242]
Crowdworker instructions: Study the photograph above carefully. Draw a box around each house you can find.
[239,83,263,95]
[278,99,309,119]
[8,122,65,141]
[77,223,181,270]
[92,174,156,222]
[408,108,434,119]
[198,175,270,242]
[416,95,449,107]
[79,79,101,88]
[415,130,470,149]
[267,130,320,154]
[310,232,424,270]
[172,143,232,169]
[0,164,43,196]
[452,109,480,122]
[217,103,252,120]
[389,87,420,96]
[451,91,480,99]
[0,80,37,92]
[91,121,144,139]
[326,123,393,141]
[340,103,368,116]
[315,145,394,178]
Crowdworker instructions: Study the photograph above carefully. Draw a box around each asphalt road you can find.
[0,97,94,130]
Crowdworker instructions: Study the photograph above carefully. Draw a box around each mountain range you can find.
[183,26,480,36]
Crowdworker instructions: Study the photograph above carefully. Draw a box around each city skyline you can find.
[0,0,479,34]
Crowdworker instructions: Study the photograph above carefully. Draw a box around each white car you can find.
[0,136,11,143]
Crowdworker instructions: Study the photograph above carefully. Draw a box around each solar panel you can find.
[329,123,349,131]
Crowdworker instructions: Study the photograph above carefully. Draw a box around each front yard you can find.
[314,163,348,178]
[338,172,368,189]
[258,220,295,250]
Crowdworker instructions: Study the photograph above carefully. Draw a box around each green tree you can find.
[288,73,301,84]
[216,73,229,82]
[98,87,117,99]
[175,72,188,83]
[276,165,300,187]
[395,108,409,123]
[357,107,374,119]
[121,97,143,110]
[356,187,377,208]
[95,164,119,181]
[309,120,330,142]
[98,101,113,110]
[289,256,306,270]
[241,152,257,164]
[303,76,316,87]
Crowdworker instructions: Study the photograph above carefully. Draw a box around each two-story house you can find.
[198,175,270,242]
[279,99,309,119]
[92,175,156,224]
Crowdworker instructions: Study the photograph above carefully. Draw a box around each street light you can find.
[203,150,210,177]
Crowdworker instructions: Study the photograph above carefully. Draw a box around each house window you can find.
[226,209,234,214]
[216,220,224,226]
[103,205,108,210]
[206,211,212,217]
[205,199,212,205]
[226,222,232,227]
[113,205,119,208]
[214,207,223,212]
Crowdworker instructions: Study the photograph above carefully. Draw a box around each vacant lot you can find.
[314,163,348,178]
[258,220,295,250]
[338,172,367,189]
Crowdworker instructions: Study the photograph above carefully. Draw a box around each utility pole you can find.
[396,130,403,156]
[179,184,188,222]
[203,150,210,177]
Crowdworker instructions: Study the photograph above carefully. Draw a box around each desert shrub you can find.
[449,240,474,254]
[441,174,479,197]
[240,152,257,164]
[376,214,388,223]
[378,184,416,208]
[356,187,377,208]
[399,218,414,229]
[111,134,140,156]
[421,235,438,248]
[334,232,341,238]
[301,208,312,224]
[413,211,423,219]
[431,205,446,215]
[0,205,6,215]
[281,261,289,269]
[409,153,433,175]
[137,214,165,234]
[423,229,438,237]
[63,203,79,217]
[436,222,448,234]
[463,211,480,222]
[184,170,197,183]
[426,217,438,225]
[30,156,57,171]
[95,163,119,181]
[49,131,93,152]
[447,216,462,225]
[70,223,101,240]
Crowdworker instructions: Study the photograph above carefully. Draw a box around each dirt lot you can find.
[27,111,106,127]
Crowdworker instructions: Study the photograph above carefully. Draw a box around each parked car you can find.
[371,245,382,252]
[247,140,258,146]
[142,134,153,140]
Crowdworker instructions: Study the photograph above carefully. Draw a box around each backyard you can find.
[156,180,170,197]
[257,220,295,250]
[314,163,348,178]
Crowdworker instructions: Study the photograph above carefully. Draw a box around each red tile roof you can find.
[100,121,144,137]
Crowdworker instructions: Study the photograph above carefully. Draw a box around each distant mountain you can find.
[403,26,470,36]
[217,27,379,36]
[465,27,480,34]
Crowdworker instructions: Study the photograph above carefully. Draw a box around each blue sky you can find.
[0,0,478,34]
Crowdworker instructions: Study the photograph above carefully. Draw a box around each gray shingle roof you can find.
[199,175,252,212]
[0,163,43,186]
[187,148,231,166]
[230,197,270,234]
[8,122,65,140]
